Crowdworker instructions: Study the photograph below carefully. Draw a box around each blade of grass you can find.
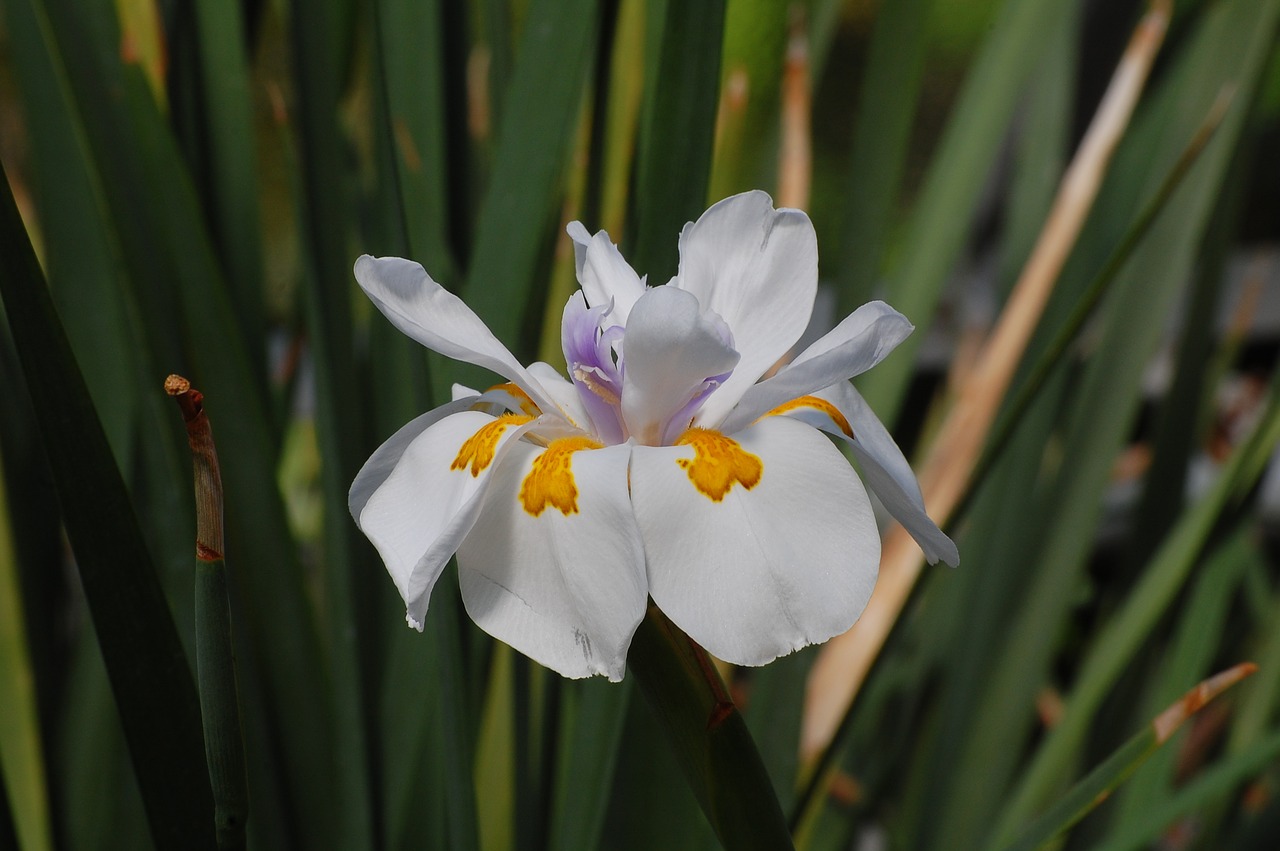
[373,0,458,279]
[32,1,342,839]
[0,159,215,850]
[0,0,144,469]
[627,0,726,284]
[995,664,1258,851]
[962,89,1234,513]
[988,312,1280,845]
[595,0,645,237]
[475,644,516,851]
[1111,527,1257,830]
[833,0,935,314]
[801,0,1170,769]
[547,678,633,850]
[287,0,378,842]
[1093,724,1280,851]
[707,0,787,200]
[180,0,266,376]
[627,604,794,850]
[957,0,1280,840]
[0,456,52,851]
[452,0,600,394]
[854,0,1074,422]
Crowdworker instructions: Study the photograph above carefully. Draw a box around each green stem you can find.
[627,605,794,850]
[167,376,248,850]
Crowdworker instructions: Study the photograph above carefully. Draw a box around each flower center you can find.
[451,414,533,476]
[674,428,762,502]
[520,436,604,516]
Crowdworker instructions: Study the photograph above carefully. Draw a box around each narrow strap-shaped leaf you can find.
[854,0,1073,423]
[287,0,377,842]
[1092,725,1280,851]
[0,161,215,851]
[547,678,632,850]
[989,357,1280,842]
[460,0,600,373]
[627,0,725,284]
[995,664,1257,851]
[0,455,53,851]
[833,0,935,314]
[627,605,794,850]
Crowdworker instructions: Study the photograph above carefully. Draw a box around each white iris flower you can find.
[350,191,957,682]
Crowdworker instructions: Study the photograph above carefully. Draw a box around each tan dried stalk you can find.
[801,1,1173,763]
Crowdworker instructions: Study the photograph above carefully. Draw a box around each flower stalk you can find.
[626,604,794,850]
[166,375,248,851]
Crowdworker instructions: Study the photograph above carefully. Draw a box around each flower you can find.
[350,191,957,682]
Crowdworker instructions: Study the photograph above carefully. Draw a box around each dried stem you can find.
[165,374,247,850]
[165,374,225,562]
[801,1,1173,763]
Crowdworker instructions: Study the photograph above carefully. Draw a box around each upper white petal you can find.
[577,229,646,325]
[631,416,880,666]
[457,442,646,681]
[567,220,592,278]
[354,255,562,417]
[353,409,535,627]
[780,382,958,566]
[672,191,818,425]
[620,286,740,445]
[717,301,913,434]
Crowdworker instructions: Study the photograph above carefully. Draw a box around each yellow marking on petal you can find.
[674,428,763,502]
[451,414,533,477]
[764,395,854,439]
[520,436,603,516]
[485,382,541,416]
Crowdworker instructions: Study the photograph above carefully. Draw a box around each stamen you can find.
[674,428,763,502]
[520,436,603,516]
[572,366,621,406]
[763,396,854,439]
[451,414,533,476]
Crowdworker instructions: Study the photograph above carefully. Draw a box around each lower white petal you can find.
[631,416,880,666]
[349,396,477,521]
[354,409,535,627]
[457,442,646,681]
[778,383,959,566]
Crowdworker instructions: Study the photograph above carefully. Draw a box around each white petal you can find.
[457,442,646,681]
[349,396,477,521]
[631,416,879,666]
[354,255,561,416]
[579,230,646,325]
[527,361,592,433]
[566,220,591,279]
[620,286,740,445]
[717,301,913,434]
[777,383,958,566]
[672,191,818,425]
[354,409,536,627]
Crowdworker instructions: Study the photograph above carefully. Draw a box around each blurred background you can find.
[1,0,1279,848]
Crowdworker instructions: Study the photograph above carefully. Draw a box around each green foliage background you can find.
[1,0,1279,848]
